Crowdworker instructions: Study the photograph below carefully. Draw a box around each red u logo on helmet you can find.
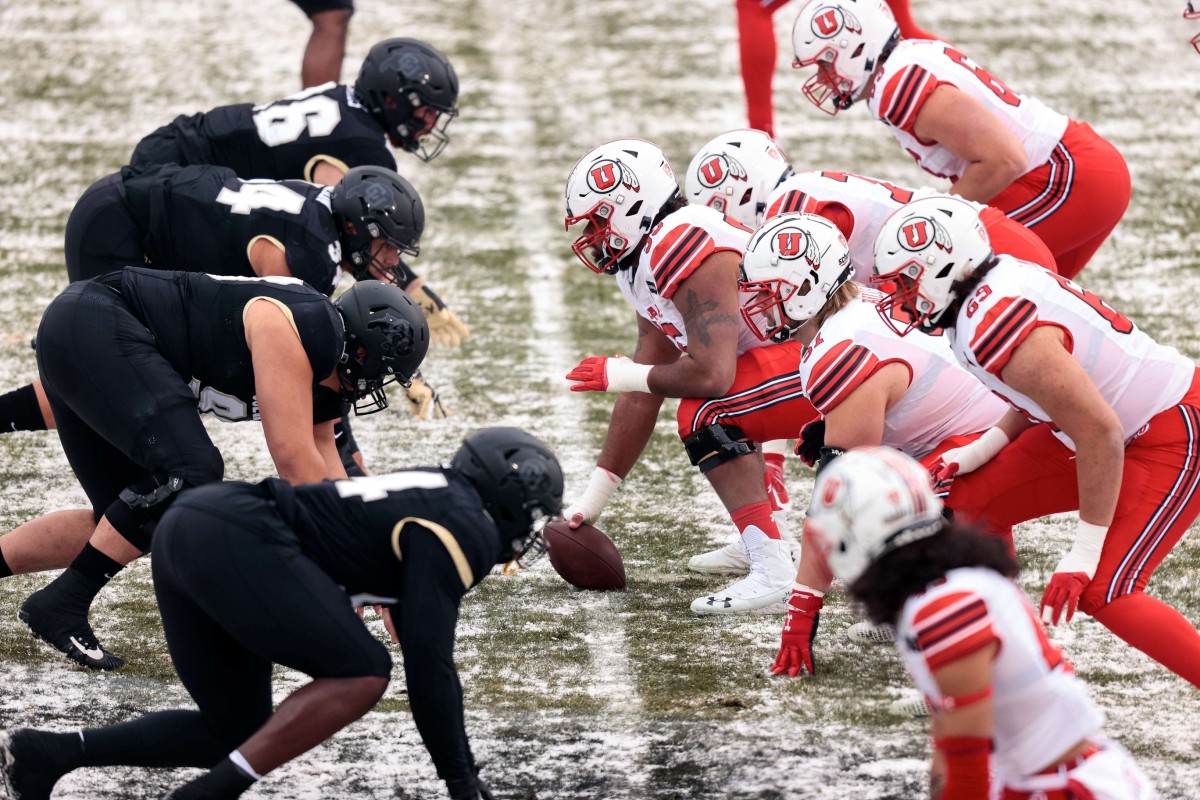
[699,157,725,187]
[777,231,804,258]
[900,220,931,249]
[590,163,617,192]
[814,9,841,37]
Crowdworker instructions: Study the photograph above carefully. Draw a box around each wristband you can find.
[974,426,1010,460]
[578,466,622,515]
[605,358,653,393]
[792,582,825,598]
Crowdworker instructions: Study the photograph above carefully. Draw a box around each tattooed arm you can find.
[644,249,743,398]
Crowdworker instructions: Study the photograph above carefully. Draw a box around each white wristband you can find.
[605,358,653,393]
[974,426,1010,461]
[1057,520,1108,578]
[570,466,622,523]
[229,750,263,781]
[792,582,825,598]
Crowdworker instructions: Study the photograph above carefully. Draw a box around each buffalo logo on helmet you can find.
[695,153,749,190]
[812,7,862,38]
[383,51,429,84]
[773,226,822,268]
[586,158,640,195]
[897,216,952,253]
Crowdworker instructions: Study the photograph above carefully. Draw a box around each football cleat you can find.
[847,620,895,645]
[687,536,800,576]
[887,694,931,719]
[0,729,73,800]
[18,591,124,671]
[690,539,793,615]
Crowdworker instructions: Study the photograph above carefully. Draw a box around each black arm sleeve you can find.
[396,525,478,797]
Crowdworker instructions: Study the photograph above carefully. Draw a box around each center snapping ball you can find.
[542,519,626,591]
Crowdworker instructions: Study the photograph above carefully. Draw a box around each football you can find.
[542,519,626,591]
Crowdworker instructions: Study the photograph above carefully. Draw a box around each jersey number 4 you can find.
[216,182,307,215]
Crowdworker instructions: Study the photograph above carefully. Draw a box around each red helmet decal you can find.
[698,156,726,188]
[776,230,805,258]
[820,476,842,505]
[588,161,618,193]
[899,219,930,249]
[813,8,841,37]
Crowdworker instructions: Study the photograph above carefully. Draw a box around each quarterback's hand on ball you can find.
[566,355,652,394]
[410,284,470,347]
[1039,521,1106,626]
[403,372,450,419]
[770,587,823,677]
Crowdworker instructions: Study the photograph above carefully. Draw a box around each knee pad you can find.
[105,474,191,552]
[682,423,757,474]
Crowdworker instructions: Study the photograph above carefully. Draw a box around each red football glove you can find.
[566,356,609,392]
[1039,572,1090,626]
[928,456,959,494]
[770,588,823,677]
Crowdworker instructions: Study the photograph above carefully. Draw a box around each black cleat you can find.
[0,729,76,800]
[17,590,124,671]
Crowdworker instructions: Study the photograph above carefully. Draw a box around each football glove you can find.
[410,284,470,347]
[565,355,652,393]
[403,371,450,419]
[929,427,1009,485]
[770,585,824,677]
[1040,520,1107,625]
[794,419,825,467]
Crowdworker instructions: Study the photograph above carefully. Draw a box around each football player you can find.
[0,273,428,671]
[684,128,1057,280]
[736,0,935,138]
[804,447,1156,800]
[128,36,469,413]
[735,211,1019,675]
[563,139,819,615]
[0,164,425,464]
[791,0,1129,280]
[290,0,354,88]
[0,427,559,800]
[872,195,1200,687]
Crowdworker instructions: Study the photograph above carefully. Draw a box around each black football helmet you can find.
[451,427,565,564]
[330,166,425,283]
[335,281,430,414]
[355,38,459,161]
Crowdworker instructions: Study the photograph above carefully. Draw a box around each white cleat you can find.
[847,620,895,645]
[887,694,931,719]
[690,538,794,615]
[687,536,801,576]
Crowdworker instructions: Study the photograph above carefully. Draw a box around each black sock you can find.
[0,545,12,578]
[0,384,47,433]
[41,545,124,612]
[80,710,227,769]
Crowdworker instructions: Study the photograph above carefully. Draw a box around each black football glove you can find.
[795,419,826,467]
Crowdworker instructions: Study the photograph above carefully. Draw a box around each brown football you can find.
[542,519,626,591]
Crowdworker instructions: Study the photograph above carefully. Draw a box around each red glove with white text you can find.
[1040,520,1107,625]
[565,355,652,393]
[770,585,823,677]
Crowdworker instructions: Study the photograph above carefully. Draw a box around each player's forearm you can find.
[595,392,664,478]
[949,157,1026,204]
[647,352,735,398]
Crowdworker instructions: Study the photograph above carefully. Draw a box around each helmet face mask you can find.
[791,0,900,115]
[335,281,430,414]
[450,428,565,563]
[564,139,681,275]
[739,212,854,340]
[685,129,794,229]
[806,447,945,585]
[871,196,994,336]
[331,166,425,282]
[355,38,460,162]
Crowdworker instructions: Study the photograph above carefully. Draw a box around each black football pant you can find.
[63,172,146,283]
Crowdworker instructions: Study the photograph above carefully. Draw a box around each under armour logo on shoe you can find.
[706,596,734,609]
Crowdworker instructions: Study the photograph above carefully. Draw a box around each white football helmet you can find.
[791,0,900,114]
[739,212,853,341]
[564,139,681,274]
[684,130,794,228]
[871,195,994,335]
[806,447,944,585]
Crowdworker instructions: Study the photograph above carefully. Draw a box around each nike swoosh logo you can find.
[69,636,104,660]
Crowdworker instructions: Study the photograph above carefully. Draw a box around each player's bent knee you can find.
[105,474,194,552]
[683,423,757,474]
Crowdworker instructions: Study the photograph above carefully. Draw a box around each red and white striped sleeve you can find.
[765,188,819,220]
[911,590,998,673]
[968,296,1039,376]
[804,340,881,414]
[648,223,716,300]
[879,64,939,132]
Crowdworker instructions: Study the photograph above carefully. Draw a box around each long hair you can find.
[848,521,1018,625]
[936,255,1001,328]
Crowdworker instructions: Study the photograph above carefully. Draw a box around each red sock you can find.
[885,0,938,40]
[736,0,778,137]
[731,500,781,540]
[1092,593,1200,688]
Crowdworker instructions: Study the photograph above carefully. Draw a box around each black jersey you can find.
[129,83,397,182]
[120,163,343,295]
[264,468,501,601]
[115,268,346,423]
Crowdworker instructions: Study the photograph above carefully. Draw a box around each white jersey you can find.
[799,290,1005,457]
[619,204,765,356]
[950,257,1195,450]
[867,40,1069,182]
[897,568,1104,782]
